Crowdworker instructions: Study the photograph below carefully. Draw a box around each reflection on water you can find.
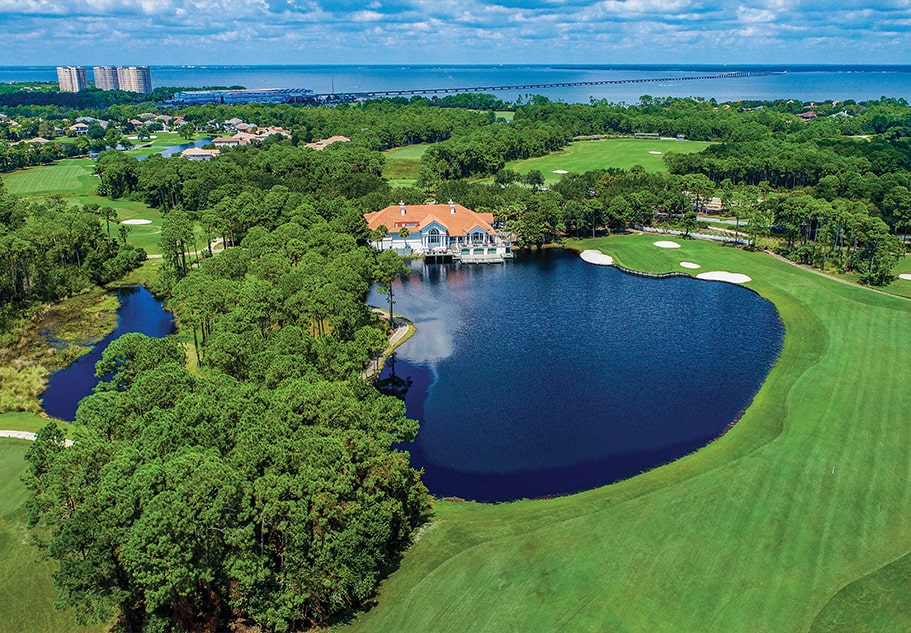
[369,250,784,501]
[42,287,175,421]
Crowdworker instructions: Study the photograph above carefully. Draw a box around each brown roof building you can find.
[365,201,496,253]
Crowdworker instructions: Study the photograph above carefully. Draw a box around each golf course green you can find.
[345,233,911,633]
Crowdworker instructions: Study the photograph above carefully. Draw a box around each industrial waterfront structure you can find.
[167,88,315,106]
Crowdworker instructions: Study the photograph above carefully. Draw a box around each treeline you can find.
[94,139,418,231]
[25,207,431,632]
[0,138,88,172]
[664,137,911,188]
[177,99,494,151]
[0,184,145,335]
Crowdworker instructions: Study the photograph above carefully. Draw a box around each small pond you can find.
[369,249,784,502]
[42,286,175,421]
[135,138,213,160]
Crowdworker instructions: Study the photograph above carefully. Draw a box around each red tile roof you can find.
[365,203,495,237]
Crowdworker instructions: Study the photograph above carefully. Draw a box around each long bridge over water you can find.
[314,71,778,100]
[168,71,781,106]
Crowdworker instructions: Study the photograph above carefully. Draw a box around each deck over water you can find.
[424,245,515,264]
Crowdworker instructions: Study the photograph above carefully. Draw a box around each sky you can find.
[2,0,911,67]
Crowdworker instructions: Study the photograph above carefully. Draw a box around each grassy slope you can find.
[507,138,712,182]
[0,440,107,633]
[349,233,911,633]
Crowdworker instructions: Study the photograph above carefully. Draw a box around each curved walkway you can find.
[0,430,72,446]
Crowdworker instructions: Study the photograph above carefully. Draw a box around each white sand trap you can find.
[899,273,911,281]
[580,249,613,266]
[649,151,662,155]
[697,271,752,284]
[121,219,152,225]
[654,240,681,249]
[553,169,569,174]
[680,261,701,269]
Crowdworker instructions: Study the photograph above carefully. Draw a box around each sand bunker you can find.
[697,271,752,284]
[121,219,152,225]
[680,261,701,269]
[553,169,569,174]
[648,151,662,155]
[899,273,911,281]
[654,240,681,249]
[580,250,614,266]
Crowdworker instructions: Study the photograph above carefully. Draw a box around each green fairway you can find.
[0,412,53,433]
[2,158,98,196]
[882,253,911,298]
[382,143,432,185]
[349,233,911,633]
[507,137,712,182]
[0,413,73,437]
[0,441,107,633]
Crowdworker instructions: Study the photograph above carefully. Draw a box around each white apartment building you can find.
[116,66,153,94]
[93,66,119,91]
[56,66,88,92]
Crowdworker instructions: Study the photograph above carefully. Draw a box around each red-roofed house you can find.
[365,201,500,254]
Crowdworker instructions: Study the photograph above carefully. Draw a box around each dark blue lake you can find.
[42,286,175,421]
[369,249,784,502]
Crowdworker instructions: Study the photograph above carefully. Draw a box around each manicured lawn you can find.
[0,412,60,434]
[506,137,712,182]
[349,233,911,633]
[0,441,107,633]
[2,158,98,196]
[810,550,911,632]
[382,143,432,185]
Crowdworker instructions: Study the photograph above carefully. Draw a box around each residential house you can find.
[306,135,350,150]
[180,148,220,161]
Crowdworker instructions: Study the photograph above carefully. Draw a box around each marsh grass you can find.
[0,289,119,414]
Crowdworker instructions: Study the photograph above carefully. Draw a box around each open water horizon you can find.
[3,64,911,104]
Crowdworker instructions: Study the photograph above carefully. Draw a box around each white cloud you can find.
[1,0,911,64]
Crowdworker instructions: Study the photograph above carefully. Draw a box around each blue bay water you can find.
[3,65,911,103]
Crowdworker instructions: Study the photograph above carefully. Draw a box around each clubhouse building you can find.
[364,201,511,262]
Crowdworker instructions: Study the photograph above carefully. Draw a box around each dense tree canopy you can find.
[25,217,431,632]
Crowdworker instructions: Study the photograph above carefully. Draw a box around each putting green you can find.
[349,234,911,633]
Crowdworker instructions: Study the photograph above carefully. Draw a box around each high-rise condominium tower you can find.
[56,66,88,92]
